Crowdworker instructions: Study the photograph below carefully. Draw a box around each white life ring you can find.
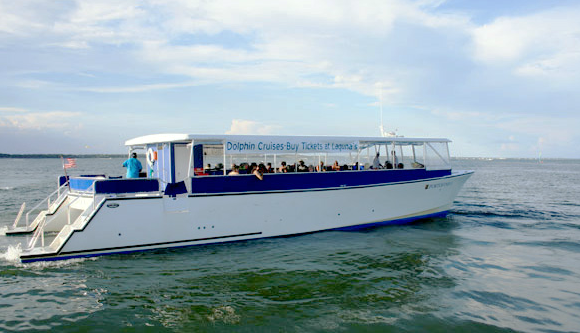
[147,148,157,167]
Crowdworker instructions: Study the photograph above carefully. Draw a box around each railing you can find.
[12,203,26,229]
[12,181,70,231]
[45,196,105,252]
[25,178,161,251]
[27,182,95,250]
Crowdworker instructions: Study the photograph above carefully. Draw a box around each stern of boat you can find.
[18,176,161,262]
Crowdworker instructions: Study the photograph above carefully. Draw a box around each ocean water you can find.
[1,158,579,332]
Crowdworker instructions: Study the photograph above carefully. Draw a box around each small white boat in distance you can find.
[9,134,473,263]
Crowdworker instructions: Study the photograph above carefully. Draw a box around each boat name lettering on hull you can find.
[425,182,452,190]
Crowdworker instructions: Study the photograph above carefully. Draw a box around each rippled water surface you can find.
[1,158,579,332]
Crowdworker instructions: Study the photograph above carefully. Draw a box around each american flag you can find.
[63,158,77,169]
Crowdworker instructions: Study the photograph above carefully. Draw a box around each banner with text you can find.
[224,139,360,155]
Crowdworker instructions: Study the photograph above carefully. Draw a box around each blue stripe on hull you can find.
[191,169,450,194]
[20,210,450,263]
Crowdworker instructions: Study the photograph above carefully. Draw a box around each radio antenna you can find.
[378,83,398,137]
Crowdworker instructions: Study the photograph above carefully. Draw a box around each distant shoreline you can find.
[0,154,126,159]
[0,154,576,160]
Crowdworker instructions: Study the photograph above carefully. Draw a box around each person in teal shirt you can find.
[123,152,143,178]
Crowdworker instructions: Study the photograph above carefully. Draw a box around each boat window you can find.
[411,144,426,168]
[188,139,451,176]
[425,142,450,169]
[193,144,225,175]
[397,145,413,169]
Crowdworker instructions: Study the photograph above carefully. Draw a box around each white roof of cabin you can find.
[125,133,450,146]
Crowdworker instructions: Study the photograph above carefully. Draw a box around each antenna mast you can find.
[379,84,386,137]
[378,83,398,138]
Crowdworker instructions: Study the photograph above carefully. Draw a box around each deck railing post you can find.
[12,202,26,229]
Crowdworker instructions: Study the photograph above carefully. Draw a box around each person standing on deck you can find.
[123,152,142,178]
[372,152,382,169]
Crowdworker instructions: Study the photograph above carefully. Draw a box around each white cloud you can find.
[496,115,579,154]
[1,0,473,97]
[48,40,90,49]
[0,111,82,130]
[0,2,47,36]
[500,142,520,152]
[431,109,498,122]
[471,6,580,78]
[14,79,53,89]
[2,1,580,157]
[225,119,280,135]
[0,107,27,113]
[78,81,200,93]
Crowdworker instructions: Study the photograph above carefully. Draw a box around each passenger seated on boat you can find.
[332,161,340,171]
[308,164,315,172]
[297,160,308,172]
[412,162,425,168]
[385,161,393,169]
[249,162,258,174]
[205,163,212,171]
[266,163,274,173]
[239,163,249,174]
[278,161,287,173]
[122,152,143,179]
[316,161,325,172]
[397,163,404,169]
[228,165,240,175]
[372,153,382,169]
[341,164,348,171]
[252,163,267,180]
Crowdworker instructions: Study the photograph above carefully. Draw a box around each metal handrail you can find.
[11,203,26,229]
[27,181,95,249]
[31,194,104,251]
[23,181,70,229]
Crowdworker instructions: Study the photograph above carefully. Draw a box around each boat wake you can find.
[1,243,22,262]
[0,226,6,236]
[1,242,97,267]
[25,256,97,269]
[0,186,14,191]
[207,305,241,324]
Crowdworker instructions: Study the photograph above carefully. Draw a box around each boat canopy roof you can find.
[126,134,450,155]
[126,134,450,145]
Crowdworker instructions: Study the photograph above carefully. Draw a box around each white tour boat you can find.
[8,134,473,263]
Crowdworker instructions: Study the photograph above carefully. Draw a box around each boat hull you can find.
[20,171,472,262]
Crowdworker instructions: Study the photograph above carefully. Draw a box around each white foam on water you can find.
[1,242,99,268]
[1,243,22,262]
[0,186,14,190]
[207,305,241,324]
[26,256,97,269]
[0,226,7,236]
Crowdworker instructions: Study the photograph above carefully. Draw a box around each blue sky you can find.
[1,0,579,158]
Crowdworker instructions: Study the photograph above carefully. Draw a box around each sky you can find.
[1,0,579,158]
